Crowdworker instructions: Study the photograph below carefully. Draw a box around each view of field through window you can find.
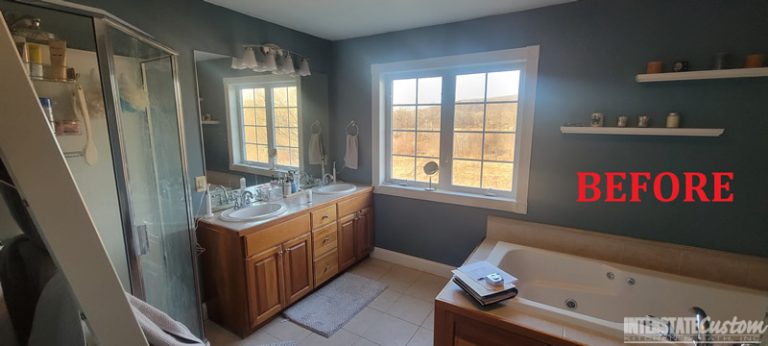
[390,70,520,191]
[241,85,300,168]
[391,77,442,183]
[454,71,519,191]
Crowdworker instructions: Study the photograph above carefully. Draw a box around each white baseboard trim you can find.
[370,247,455,278]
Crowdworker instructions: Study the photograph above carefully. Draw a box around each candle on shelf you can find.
[666,112,680,128]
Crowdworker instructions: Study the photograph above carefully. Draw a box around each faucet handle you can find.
[242,190,255,206]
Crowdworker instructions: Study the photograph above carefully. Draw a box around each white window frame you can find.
[224,75,303,176]
[372,46,539,214]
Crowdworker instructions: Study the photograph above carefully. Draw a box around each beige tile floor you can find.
[205,258,449,346]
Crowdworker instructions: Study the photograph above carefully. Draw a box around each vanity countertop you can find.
[197,184,372,233]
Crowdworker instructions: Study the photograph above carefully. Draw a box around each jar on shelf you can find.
[666,112,680,128]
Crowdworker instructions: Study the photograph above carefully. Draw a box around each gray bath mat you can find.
[259,342,296,346]
[283,273,386,337]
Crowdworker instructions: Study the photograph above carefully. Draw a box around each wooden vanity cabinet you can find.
[354,207,374,259]
[245,229,313,329]
[245,245,284,328]
[197,188,374,337]
[337,194,373,271]
[338,214,357,271]
[282,233,313,305]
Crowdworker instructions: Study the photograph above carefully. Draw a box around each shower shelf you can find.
[31,77,76,84]
[201,120,220,125]
[560,126,724,137]
[63,150,84,158]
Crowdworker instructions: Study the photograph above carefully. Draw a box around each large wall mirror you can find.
[194,51,330,189]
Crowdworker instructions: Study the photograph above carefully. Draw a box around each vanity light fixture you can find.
[232,43,310,77]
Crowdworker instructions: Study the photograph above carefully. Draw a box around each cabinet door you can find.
[283,233,313,305]
[354,207,374,259]
[338,214,357,271]
[246,246,284,328]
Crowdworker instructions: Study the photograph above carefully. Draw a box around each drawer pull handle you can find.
[324,266,329,273]
[321,215,329,220]
[322,237,330,244]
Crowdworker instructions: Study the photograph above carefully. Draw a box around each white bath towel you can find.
[308,133,324,165]
[127,294,204,346]
[344,134,358,169]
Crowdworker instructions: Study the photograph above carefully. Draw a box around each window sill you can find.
[229,163,291,177]
[373,184,527,214]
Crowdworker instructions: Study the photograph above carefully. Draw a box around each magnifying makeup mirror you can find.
[423,161,439,191]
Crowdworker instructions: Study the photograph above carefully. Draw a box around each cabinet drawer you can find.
[244,214,311,258]
[313,250,338,286]
[311,205,337,229]
[312,222,337,259]
[338,193,372,217]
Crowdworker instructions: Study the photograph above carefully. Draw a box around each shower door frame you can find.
[14,0,205,338]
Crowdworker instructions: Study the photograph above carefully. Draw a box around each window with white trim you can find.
[373,47,539,214]
[225,76,301,175]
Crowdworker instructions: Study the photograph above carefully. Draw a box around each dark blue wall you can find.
[330,0,768,265]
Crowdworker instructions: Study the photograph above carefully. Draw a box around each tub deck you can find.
[434,239,624,346]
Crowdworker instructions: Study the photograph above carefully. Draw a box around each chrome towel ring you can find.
[311,120,322,135]
[346,120,359,136]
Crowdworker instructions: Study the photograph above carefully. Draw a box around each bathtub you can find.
[481,241,768,341]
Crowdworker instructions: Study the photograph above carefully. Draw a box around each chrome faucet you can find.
[236,190,254,209]
[691,306,712,346]
[322,161,337,185]
[213,185,229,205]
[254,186,269,202]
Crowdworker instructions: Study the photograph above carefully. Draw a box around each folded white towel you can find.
[344,134,358,169]
[126,294,204,346]
[308,133,324,165]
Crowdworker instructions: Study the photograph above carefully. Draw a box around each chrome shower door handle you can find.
[136,224,149,256]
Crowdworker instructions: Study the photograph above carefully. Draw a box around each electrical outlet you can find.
[195,176,207,192]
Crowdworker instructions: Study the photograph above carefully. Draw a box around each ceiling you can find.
[204,0,576,40]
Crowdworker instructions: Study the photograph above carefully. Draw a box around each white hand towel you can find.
[344,134,358,169]
[308,133,324,165]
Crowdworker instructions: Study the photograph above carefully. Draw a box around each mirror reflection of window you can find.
[225,76,301,174]
[194,51,330,183]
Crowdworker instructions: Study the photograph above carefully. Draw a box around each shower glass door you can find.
[100,23,202,335]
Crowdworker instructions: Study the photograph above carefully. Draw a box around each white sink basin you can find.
[315,183,357,195]
[219,203,286,222]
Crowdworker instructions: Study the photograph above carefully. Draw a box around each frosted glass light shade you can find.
[231,57,245,70]
[260,49,278,72]
[297,58,311,77]
[241,47,258,69]
[279,54,295,75]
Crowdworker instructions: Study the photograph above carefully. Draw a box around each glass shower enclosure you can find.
[3,0,204,337]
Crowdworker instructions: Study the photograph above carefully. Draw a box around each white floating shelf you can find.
[636,67,768,83]
[201,120,220,125]
[560,126,724,137]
